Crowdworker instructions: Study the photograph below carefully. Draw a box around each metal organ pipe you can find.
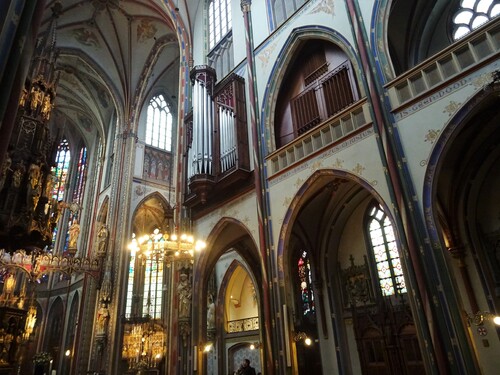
[218,105,236,173]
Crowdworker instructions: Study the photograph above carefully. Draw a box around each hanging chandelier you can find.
[122,320,165,370]
[128,228,206,263]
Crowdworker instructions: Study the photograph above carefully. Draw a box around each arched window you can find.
[125,249,136,318]
[51,139,70,201]
[271,0,307,29]
[367,204,407,296]
[125,236,164,320]
[143,257,164,319]
[298,250,314,315]
[146,94,172,151]
[50,139,71,248]
[452,0,500,40]
[73,146,87,204]
[208,0,232,49]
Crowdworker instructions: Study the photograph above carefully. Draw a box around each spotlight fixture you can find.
[465,311,500,326]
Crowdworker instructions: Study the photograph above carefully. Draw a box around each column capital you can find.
[240,0,251,12]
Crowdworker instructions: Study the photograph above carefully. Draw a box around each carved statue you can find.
[28,163,41,190]
[0,154,12,192]
[207,294,215,330]
[96,304,110,335]
[44,173,54,198]
[97,224,109,256]
[11,165,25,188]
[30,86,42,112]
[68,219,80,249]
[41,95,52,120]
[177,273,192,318]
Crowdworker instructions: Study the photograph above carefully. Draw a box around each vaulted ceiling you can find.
[41,0,195,147]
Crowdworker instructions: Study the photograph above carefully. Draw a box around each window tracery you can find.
[208,0,232,50]
[453,0,500,40]
[50,139,70,248]
[367,204,407,296]
[146,94,172,151]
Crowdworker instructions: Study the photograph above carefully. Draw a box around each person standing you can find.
[237,359,256,375]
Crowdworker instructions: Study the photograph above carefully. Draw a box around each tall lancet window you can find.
[367,204,407,296]
[73,146,87,205]
[50,139,71,248]
[143,257,164,319]
[208,0,232,49]
[146,94,172,151]
[51,139,70,201]
[125,248,136,318]
[298,250,314,316]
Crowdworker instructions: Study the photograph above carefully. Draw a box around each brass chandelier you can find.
[128,228,206,263]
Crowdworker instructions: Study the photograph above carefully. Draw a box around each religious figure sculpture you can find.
[97,224,109,256]
[177,272,192,318]
[207,294,215,330]
[68,219,80,249]
[12,165,24,188]
[96,304,110,335]
[0,154,12,192]
[28,163,41,190]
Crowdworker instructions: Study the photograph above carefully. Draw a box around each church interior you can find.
[0,0,500,374]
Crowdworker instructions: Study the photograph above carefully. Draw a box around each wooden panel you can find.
[291,88,321,134]
[322,64,355,117]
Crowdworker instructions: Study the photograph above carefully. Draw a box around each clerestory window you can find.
[271,0,308,29]
[452,0,500,40]
[208,0,232,50]
[146,94,173,151]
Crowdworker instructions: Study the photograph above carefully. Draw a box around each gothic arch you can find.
[423,78,500,364]
[130,191,174,235]
[192,217,262,374]
[376,0,460,76]
[277,168,405,374]
[96,196,109,224]
[260,26,363,152]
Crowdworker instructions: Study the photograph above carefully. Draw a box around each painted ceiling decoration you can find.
[43,0,181,141]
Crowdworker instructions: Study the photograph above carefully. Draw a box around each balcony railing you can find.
[268,100,372,176]
[227,317,259,333]
[386,19,500,110]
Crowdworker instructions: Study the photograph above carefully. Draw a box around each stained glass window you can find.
[452,0,500,40]
[146,94,172,151]
[143,258,163,319]
[125,250,136,318]
[298,250,314,315]
[208,0,232,49]
[367,204,407,296]
[73,147,87,205]
[125,235,164,320]
[50,139,71,248]
[51,139,70,201]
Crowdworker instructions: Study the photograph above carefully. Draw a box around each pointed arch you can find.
[423,79,500,322]
[97,196,109,224]
[130,191,174,236]
[44,297,64,359]
[277,168,401,374]
[260,26,362,152]
[191,217,262,374]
